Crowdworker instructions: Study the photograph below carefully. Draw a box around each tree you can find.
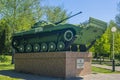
[92,29,110,58]
[0,0,43,53]
[91,20,120,62]
[115,2,120,61]
[0,0,43,32]
[0,19,6,54]
[45,6,68,24]
[109,20,120,61]
[115,2,120,27]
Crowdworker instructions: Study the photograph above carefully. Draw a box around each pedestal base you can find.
[14,52,92,78]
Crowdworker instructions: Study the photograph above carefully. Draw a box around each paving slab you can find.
[84,73,120,80]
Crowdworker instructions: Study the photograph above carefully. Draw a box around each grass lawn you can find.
[0,63,21,80]
[0,75,20,80]
[0,56,21,80]
[0,63,14,70]
[0,55,14,70]
[92,66,120,74]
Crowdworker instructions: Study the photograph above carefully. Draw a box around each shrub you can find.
[115,53,120,61]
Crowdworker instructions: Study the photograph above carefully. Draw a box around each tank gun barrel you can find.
[54,11,82,25]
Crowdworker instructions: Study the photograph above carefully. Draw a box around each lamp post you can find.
[111,27,117,72]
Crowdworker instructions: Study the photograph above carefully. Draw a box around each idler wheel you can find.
[64,30,73,41]
[48,42,56,52]
[26,44,32,52]
[33,43,40,52]
[57,41,65,51]
[41,43,48,52]
[18,44,24,53]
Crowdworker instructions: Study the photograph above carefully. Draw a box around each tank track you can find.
[12,28,77,53]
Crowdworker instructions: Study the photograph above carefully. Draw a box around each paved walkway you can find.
[92,64,120,71]
[83,73,120,80]
[0,70,83,80]
[0,69,120,80]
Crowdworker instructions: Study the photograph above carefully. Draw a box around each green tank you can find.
[12,12,107,53]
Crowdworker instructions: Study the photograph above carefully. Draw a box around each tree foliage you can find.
[93,31,110,57]
[115,2,120,27]
[45,6,68,23]
[115,2,120,61]
[0,0,42,32]
[91,20,120,61]
[0,20,6,54]
[0,0,43,53]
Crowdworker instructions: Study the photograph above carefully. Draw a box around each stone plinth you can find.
[14,52,92,78]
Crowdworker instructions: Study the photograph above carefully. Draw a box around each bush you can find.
[115,53,120,61]
[0,55,8,62]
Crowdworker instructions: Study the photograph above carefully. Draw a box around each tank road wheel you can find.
[18,44,24,53]
[64,30,74,41]
[12,40,18,47]
[71,45,78,51]
[57,41,65,51]
[79,45,87,52]
[48,42,56,52]
[41,43,48,52]
[33,44,40,52]
[26,44,32,53]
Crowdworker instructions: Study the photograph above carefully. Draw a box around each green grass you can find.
[0,63,14,70]
[0,75,20,80]
[92,66,120,74]
[0,55,13,70]
[0,63,20,80]
[0,56,21,80]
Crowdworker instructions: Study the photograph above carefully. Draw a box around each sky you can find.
[42,0,120,24]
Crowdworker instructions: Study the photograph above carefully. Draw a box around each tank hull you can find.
[12,17,107,53]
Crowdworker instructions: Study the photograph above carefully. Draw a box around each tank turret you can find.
[12,12,107,53]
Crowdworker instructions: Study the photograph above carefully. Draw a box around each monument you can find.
[14,52,92,78]
[12,12,107,78]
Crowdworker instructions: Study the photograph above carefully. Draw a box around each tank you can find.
[12,12,107,53]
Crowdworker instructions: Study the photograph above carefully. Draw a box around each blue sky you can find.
[42,0,120,24]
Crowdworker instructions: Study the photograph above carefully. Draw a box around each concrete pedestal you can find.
[14,52,92,78]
